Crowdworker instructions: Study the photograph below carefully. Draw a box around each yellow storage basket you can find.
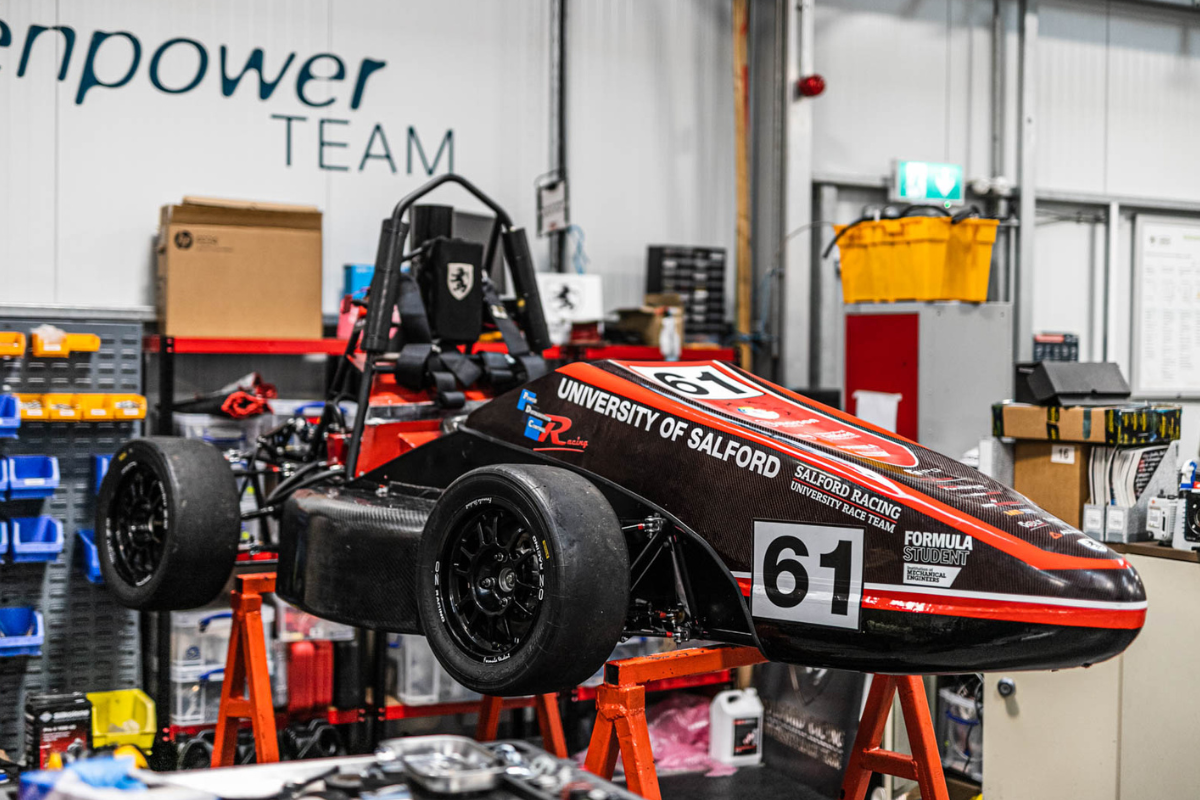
[87,689,156,750]
[834,216,998,303]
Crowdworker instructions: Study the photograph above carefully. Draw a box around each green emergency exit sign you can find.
[893,160,964,205]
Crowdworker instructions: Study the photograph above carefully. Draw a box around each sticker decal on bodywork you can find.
[752,521,864,630]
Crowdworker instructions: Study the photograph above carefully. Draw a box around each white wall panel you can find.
[1030,212,1102,359]
[52,0,331,308]
[1105,5,1200,202]
[566,0,734,313]
[0,0,57,303]
[1036,1,1108,194]
[812,0,996,183]
[0,0,551,312]
[325,0,550,312]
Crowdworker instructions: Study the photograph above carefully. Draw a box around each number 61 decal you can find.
[751,521,864,630]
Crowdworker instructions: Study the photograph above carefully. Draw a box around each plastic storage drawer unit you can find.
[11,517,65,563]
[0,394,19,438]
[0,608,45,656]
[6,456,60,500]
[390,634,480,706]
[76,530,104,584]
[171,606,275,673]
[170,666,225,726]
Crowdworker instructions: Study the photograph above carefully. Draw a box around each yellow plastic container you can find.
[943,219,999,302]
[835,217,997,303]
[87,689,156,750]
[31,332,101,358]
[0,332,25,357]
[109,394,148,421]
[834,223,882,302]
[77,394,114,421]
[43,393,80,421]
[16,394,46,420]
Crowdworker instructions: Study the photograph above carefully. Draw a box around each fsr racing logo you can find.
[517,389,589,453]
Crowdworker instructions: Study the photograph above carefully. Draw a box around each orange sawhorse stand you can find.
[211,571,570,766]
[581,644,950,800]
[584,645,767,800]
[474,694,568,757]
[212,572,280,767]
[840,674,950,800]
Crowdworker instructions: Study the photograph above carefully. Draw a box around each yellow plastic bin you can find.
[943,219,999,302]
[0,333,25,358]
[43,394,80,421]
[87,689,156,750]
[834,223,882,302]
[16,394,45,420]
[31,332,101,358]
[77,395,114,421]
[109,394,148,421]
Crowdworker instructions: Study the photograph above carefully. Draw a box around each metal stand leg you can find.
[212,574,279,767]
[840,675,950,800]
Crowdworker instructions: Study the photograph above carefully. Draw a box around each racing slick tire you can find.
[96,437,241,611]
[417,464,630,696]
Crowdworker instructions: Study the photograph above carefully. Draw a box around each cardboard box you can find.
[157,197,323,339]
[1013,441,1090,529]
[612,293,685,347]
[992,402,1181,446]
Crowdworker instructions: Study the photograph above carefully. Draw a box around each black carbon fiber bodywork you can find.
[277,484,435,632]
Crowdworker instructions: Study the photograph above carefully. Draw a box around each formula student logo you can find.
[518,389,588,453]
[901,530,973,588]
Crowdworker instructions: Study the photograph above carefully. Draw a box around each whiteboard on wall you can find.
[1133,215,1200,398]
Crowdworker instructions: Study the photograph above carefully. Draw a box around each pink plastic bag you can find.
[645,694,738,777]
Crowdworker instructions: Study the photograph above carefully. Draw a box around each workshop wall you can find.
[0,0,741,320]
[566,0,736,314]
[814,0,1200,458]
[0,0,553,313]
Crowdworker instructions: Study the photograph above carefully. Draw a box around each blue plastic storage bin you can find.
[0,520,7,564]
[0,394,18,438]
[0,608,44,656]
[93,454,112,495]
[6,455,59,500]
[76,529,104,584]
[11,517,64,563]
[0,459,7,496]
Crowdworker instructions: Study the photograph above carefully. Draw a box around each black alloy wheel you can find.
[107,463,169,587]
[418,464,630,697]
[437,499,545,661]
[96,437,241,611]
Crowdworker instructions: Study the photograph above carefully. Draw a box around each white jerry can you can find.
[708,687,764,766]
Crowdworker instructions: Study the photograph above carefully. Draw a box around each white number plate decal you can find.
[751,521,864,630]
[629,365,763,400]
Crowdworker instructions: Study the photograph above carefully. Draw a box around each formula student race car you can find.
[96,176,1146,697]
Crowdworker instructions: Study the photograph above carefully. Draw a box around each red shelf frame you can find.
[144,336,734,362]
[144,335,349,356]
